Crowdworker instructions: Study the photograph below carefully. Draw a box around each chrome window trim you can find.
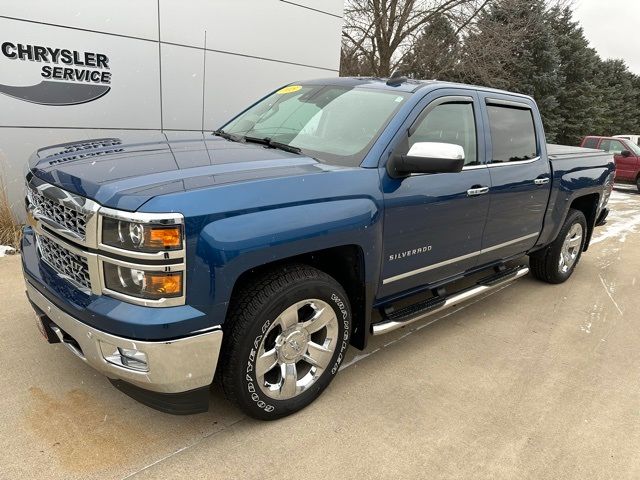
[408,163,488,175]
[382,232,539,284]
[461,164,488,171]
[487,156,541,168]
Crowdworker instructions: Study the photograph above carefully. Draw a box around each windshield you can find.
[222,84,409,166]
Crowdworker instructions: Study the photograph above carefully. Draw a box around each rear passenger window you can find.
[582,138,599,149]
[487,105,537,163]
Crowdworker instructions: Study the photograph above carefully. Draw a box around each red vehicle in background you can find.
[581,136,640,191]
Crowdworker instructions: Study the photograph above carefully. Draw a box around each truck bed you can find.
[546,143,603,159]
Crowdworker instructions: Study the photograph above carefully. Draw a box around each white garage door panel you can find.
[203,50,336,130]
[0,18,161,129]
[282,0,344,17]
[0,0,158,40]
[159,0,342,71]
[161,44,204,131]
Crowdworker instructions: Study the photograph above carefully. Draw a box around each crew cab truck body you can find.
[581,135,640,191]
[22,78,614,419]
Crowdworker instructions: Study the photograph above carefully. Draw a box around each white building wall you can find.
[0,0,344,215]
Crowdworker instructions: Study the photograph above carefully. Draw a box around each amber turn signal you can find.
[148,227,182,249]
[146,272,183,296]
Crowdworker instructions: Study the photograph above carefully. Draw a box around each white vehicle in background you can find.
[614,135,640,146]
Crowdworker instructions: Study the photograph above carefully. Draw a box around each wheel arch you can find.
[568,193,600,251]
[228,245,371,350]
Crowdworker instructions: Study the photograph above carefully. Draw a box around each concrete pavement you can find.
[1,187,639,479]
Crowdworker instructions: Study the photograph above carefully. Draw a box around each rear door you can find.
[475,94,551,266]
[600,139,637,181]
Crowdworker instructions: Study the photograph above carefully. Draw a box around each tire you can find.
[219,264,351,420]
[636,176,640,193]
[529,209,587,284]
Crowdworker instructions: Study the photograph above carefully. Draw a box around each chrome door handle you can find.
[534,178,550,185]
[467,186,490,196]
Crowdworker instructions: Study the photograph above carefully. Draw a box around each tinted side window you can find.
[600,139,625,154]
[487,105,537,163]
[582,137,599,149]
[410,102,478,166]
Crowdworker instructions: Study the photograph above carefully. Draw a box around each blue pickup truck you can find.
[22,77,614,420]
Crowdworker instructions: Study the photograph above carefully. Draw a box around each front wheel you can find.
[529,209,587,284]
[219,265,351,420]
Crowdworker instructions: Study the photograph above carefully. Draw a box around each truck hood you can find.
[29,132,333,211]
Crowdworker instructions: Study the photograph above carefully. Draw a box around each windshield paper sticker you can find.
[276,85,302,95]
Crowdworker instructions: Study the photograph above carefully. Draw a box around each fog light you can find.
[117,347,148,371]
[100,341,149,372]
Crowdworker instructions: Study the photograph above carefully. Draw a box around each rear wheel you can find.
[219,265,351,420]
[636,176,640,193]
[529,209,587,284]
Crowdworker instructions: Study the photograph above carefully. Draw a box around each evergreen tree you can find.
[595,59,640,136]
[457,0,562,141]
[547,6,602,145]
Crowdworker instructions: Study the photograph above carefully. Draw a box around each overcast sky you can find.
[573,0,640,74]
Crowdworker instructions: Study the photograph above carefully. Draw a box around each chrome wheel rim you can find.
[256,299,339,400]
[559,223,583,274]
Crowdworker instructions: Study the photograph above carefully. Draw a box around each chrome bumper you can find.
[26,281,223,394]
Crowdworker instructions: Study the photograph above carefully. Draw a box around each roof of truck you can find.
[300,76,535,101]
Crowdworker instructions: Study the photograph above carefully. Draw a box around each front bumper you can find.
[26,281,222,413]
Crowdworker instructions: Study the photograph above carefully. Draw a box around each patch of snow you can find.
[591,189,640,245]
[0,245,15,257]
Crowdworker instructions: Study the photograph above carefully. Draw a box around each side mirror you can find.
[621,150,632,157]
[387,142,465,178]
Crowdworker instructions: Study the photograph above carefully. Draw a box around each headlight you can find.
[101,217,183,252]
[103,263,183,300]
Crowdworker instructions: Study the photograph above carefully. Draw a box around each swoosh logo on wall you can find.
[0,80,110,106]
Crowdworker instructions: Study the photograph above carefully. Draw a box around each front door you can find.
[601,138,638,182]
[379,90,491,299]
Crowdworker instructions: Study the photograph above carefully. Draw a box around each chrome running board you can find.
[371,266,530,335]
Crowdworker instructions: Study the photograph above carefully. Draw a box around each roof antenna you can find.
[387,69,408,86]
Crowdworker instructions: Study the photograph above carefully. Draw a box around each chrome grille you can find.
[36,234,91,290]
[30,186,88,239]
